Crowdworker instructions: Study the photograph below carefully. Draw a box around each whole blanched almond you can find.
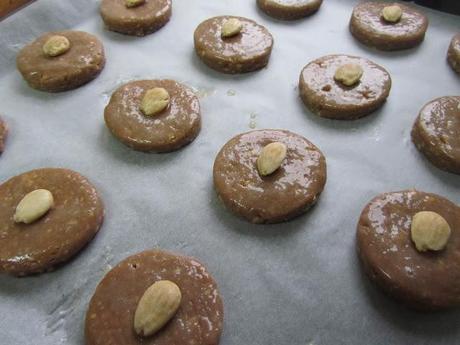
[411,211,451,252]
[257,142,287,176]
[382,5,403,23]
[42,35,71,57]
[140,88,170,117]
[334,63,363,86]
[221,18,243,38]
[14,189,54,224]
[134,280,182,337]
[125,0,145,8]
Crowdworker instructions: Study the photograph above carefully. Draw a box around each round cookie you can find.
[411,96,460,175]
[0,168,104,276]
[447,34,460,75]
[85,250,224,345]
[299,54,391,120]
[213,129,326,224]
[349,2,428,51]
[0,116,7,154]
[357,190,460,310]
[257,0,323,20]
[104,80,201,152]
[100,0,172,36]
[16,31,105,92]
[194,16,274,74]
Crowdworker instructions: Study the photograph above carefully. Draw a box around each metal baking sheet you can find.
[0,0,459,344]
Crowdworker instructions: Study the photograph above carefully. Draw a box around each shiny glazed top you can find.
[194,16,273,61]
[0,168,104,275]
[357,190,460,309]
[351,2,428,39]
[104,80,201,151]
[300,54,391,109]
[100,0,171,22]
[85,250,224,345]
[213,130,326,222]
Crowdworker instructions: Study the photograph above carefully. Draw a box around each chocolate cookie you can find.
[411,96,460,175]
[0,168,104,276]
[357,190,460,310]
[213,130,326,224]
[299,54,391,120]
[349,2,428,51]
[16,31,105,92]
[104,80,201,152]
[0,116,7,154]
[447,34,460,75]
[85,250,224,345]
[257,0,323,20]
[100,0,172,36]
[194,16,274,74]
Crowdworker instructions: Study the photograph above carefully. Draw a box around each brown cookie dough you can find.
[104,80,201,152]
[194,16,274,74]
[357,190,460,310]
[411,96,460,175]
[257,0,323,20]
[16,31,105,92]
[299,54,391,120]
[447,34,460,75]
[85,250,224,345]
[213,130,326,224]
[349,2,428,51]
[0,168,104,276]
[100,0,172,36]
[0,116,7,154]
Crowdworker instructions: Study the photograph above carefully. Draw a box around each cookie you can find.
[257,0,323,20]
[349,2,428,51]
[104,80,201,152]
[16,31,105,92]
[194,16,274,74]
[85,250,224,345]
[411,96,460,175]
[299,54,391,120]
[447,34,460,75]
[100,0,172,36]
[357,190,460,310]
[0,116,7,154]
[213,129,326,224]
[0,168,104,276]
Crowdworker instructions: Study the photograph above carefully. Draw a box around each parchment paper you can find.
[0,1,459,344]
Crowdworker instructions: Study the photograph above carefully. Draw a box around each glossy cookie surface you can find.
[357,190,460,310]
[213,129,327,223]
[194,16,274,74]
[299,54,391,120]
[349,2,428,51]
[85,250,224,345]
[0,168,104,276]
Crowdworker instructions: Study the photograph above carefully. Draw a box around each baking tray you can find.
[0,0,459,344]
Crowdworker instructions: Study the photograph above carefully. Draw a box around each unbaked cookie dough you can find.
[411,96,460,175]
[100,0,172,36]
[257,0,323,20]
[0,168,104,276]
[213,129,326,224]
[447,34,460,75]
[16,31,105,92]
[194,16,274,74]
[357,190,460,310]
[299,54,391,120]
[104,80,201,152]
[85,250,224,345]
[0,116,7,154]
[349,2,428,51]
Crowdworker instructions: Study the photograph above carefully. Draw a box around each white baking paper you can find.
[0,0,459,344]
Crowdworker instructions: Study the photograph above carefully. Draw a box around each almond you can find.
[14,189,54,224]
[140,88,170,117]
[134,280,182,337]
[411,211,451,252]
[221,18,243,38]
[42,35,71,57]
[257,142,287,176]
